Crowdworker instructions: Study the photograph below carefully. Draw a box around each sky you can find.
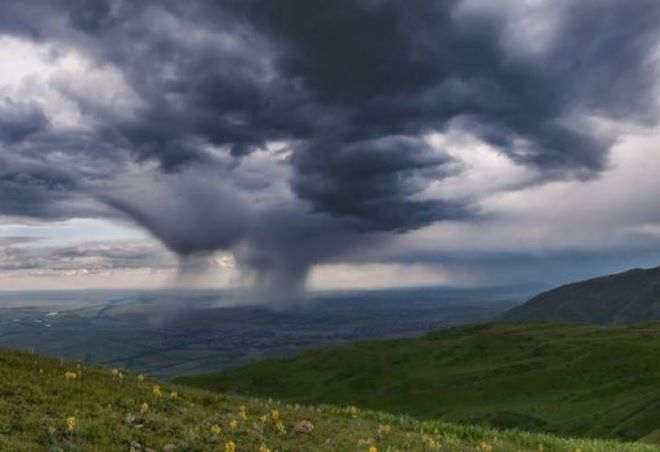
[1,0,660,301]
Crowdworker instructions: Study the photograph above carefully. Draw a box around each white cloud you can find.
[0,35,141,131]
[423,129,537,201]
[380,125,660,261]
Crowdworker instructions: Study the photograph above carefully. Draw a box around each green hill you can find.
[177,323,660,443]
[3,345,651,451]
[501,266,660,324]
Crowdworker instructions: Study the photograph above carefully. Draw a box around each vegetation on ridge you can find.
[501,266,660,324]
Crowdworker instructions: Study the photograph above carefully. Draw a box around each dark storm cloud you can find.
[97,171,251,255]
[45,0,659,226]
[0,99,48,143]
[0,157,76,219]
[241,0,659,172]
[0,0,659,300]
[3,1,658,216]
[292,135,464,231]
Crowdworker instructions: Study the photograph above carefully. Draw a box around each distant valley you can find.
[0,286,521,379]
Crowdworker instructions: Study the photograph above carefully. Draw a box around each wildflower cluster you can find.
[111,368,124,381]
[65,416,76,432]
[423,435,441,450]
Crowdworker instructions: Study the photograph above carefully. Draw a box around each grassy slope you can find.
[0,348,655,451]
[177,323,660,443]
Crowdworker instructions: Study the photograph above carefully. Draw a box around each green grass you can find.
[177,322,660,443]
[1,347,657,450]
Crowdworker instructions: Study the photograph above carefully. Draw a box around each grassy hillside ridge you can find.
[178,322,660,442]
[501,266,660,323]
[3,346,651,451]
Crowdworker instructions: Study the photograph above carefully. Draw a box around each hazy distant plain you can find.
[0,287,522,379]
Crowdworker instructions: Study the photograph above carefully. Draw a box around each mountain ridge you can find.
[501,265,660,324]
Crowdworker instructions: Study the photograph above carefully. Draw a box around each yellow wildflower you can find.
[259,413,269,423]
[349,406,358,417]
[140,402,149,414]
[259,444,272,452]
[211,424,222,435]
[378,424,391,435]
[225,440,236,452]
[229,419,238,430]
[368,446,378,452]
[239,404,247,420]
[170,391,178,399]
[65,416,76,432]
[64,371,77,380]
[275,420,286,434]
[152,385,162,398]
[271,409,279,422]
[478,442,493,452]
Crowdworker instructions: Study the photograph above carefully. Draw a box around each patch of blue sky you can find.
[0,218,147,245]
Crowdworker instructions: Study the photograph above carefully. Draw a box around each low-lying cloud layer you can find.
[1,0,660,302]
